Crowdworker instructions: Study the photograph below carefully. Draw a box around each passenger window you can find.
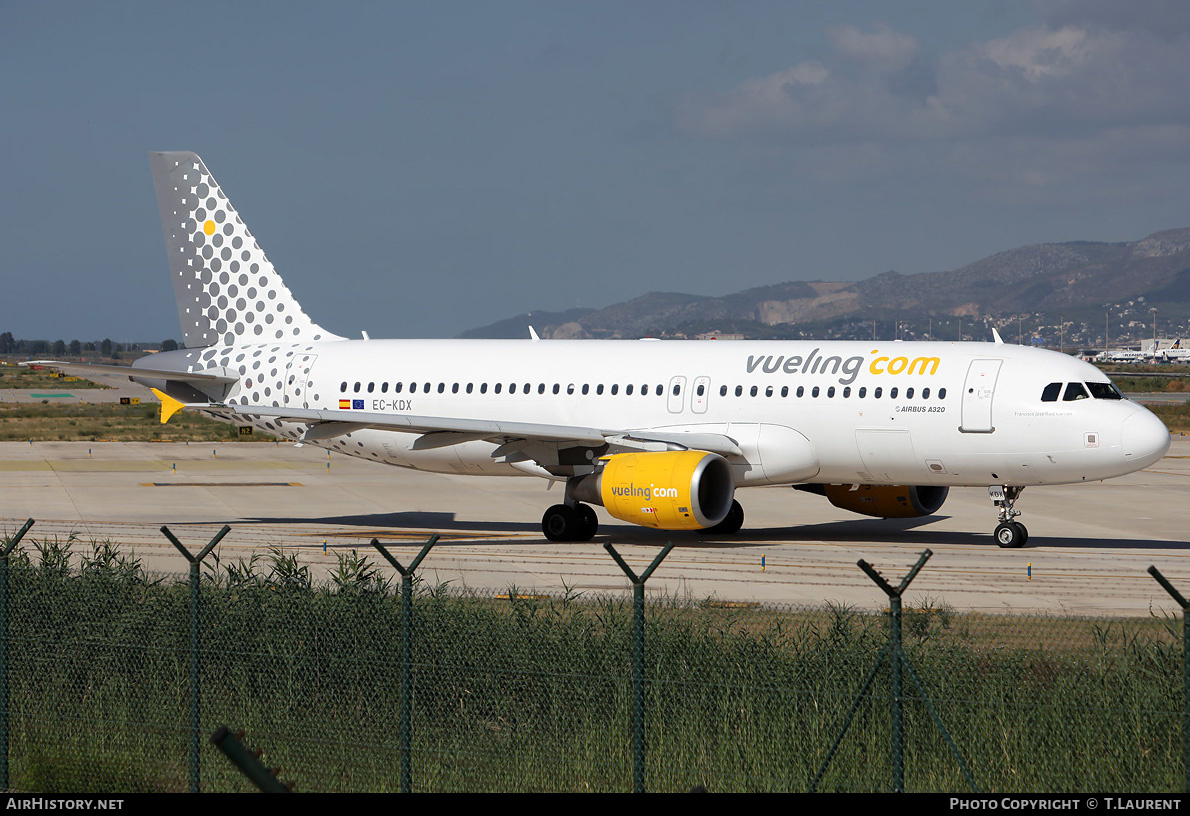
[827,386,835,398]
[452,383,460,394]
[720,385,727,397]
[874,387,882,398]
[367,382,375,393]
[939,387,947,399]
[697,384,705,396]
[669,384,676,396]
[796,386,804,398]
[906,387,914,399]
[494,383,502,394]
[466,383,473,394]
[735,385,743,397]
[858,387,867,398]
[626,384,634,396]
[438,383,445,393]
[395,382,403,393]
[611,384,619,395]
[480,383,487,394]
[922,387,929,399]
[890,387,898,399]
[1041,382,1061,402]
[765,386,773,397]
[523,383,531,394]
[812,386,820,397]
[552,384,560,395]
[750,386,758,397]
[353,382,361,393]
[567,383,575,395]
[781,386,788,397]
[597,384,604,395]
[1063,382,1089,401]
[843,387,851,398]
[340,382,347,393]
[582,384,590,395]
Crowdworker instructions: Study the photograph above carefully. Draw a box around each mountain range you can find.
[459,227,1190,343]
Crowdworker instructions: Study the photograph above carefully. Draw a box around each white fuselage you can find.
[148,338,1172,490]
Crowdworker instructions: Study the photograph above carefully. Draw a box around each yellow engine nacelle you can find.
[571,451,735,530]
[822,484,949,519]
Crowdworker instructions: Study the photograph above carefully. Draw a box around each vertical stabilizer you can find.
[149,151,341,348]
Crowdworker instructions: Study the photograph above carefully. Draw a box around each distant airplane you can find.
[31,152,1174,548]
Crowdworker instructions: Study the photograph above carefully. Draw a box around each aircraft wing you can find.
[186,402,744,458]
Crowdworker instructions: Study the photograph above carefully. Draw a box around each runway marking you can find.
[141,481,303,487]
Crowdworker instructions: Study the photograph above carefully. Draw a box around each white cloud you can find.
[827,23,919,71]
[672,18,1190,190]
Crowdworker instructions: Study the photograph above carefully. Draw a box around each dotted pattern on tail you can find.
[150,151,341,349]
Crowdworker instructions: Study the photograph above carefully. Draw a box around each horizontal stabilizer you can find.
[24,360,238,386]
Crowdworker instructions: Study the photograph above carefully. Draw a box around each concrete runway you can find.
[2,437,1188,616]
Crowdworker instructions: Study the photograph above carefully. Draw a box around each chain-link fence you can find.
[0,523,1185,792]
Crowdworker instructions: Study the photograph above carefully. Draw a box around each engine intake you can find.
[571,451,735,530]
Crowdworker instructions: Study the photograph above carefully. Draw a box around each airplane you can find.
[31,152,1173,549]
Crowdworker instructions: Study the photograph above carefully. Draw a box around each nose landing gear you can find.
[990,485,1028,548]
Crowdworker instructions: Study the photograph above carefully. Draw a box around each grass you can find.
[0,364,111,390]
[0,402,272,442]
[2,536,1185,793]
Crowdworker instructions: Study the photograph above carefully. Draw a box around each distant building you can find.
[696,331,743,341]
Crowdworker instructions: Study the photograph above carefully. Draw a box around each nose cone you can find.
[1122,408,1171,471]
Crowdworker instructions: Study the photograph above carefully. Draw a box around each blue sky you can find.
[3,1,1189,342]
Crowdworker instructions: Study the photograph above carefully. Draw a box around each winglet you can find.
[152,388,186,424]
[992,328,1004,344]
[528,326,540,341]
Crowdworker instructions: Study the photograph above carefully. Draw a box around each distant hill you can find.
[459,227,1190,340]
[456,308,595,340]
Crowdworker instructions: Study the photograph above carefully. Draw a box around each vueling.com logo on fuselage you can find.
[745,348,940,385]
[609,483,679,501]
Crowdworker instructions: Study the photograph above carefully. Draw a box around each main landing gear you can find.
[542,503,599,542]
[990,485,1029,548]
[697,499,745,536]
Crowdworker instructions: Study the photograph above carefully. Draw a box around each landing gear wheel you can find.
[994,521,1026,548]
[1012,521,1029,546]
[698,500,744,535]
[990,485,1028,548]
[576,504,599,541]
[542,504,598,542]
[542,504,577,542]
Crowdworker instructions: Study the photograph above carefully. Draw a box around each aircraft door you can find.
[960,359,1002,433]
[691,376,710,414]
[667,376,687,414]
[283,354,318,409]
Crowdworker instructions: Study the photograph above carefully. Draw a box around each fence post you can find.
[0,519,33,791]
[161,524,229,793]
[604,542,674,794]
[813,549,976,793]
[371,535,438,794]
[1147,566,1190,792]
[856,551,932,792]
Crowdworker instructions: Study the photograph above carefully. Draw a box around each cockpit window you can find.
[1041,382,1061,402]
[1086,381,1124,400]
[1063,382,1089,401]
